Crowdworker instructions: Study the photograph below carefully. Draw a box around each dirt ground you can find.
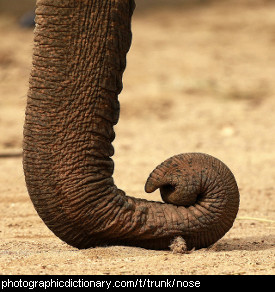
[0,0,274,275]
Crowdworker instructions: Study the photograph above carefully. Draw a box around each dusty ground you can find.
[0,0,274,275]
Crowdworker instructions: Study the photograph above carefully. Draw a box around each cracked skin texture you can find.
[23,0,239,251]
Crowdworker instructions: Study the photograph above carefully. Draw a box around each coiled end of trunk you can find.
[145,153,240,249]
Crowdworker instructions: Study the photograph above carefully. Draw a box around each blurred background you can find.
[0,0,274,219]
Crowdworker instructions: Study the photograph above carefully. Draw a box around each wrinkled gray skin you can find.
[23,0,240,250]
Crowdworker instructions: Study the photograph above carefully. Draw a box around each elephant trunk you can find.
[23,0,239,250]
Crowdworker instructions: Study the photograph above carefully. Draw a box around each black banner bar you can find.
[0,275,269,290]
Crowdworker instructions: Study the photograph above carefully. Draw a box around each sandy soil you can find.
[0,0,274,275]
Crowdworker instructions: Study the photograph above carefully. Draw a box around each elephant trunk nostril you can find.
[159,184,175,204]
[160,184,175,197]
[145,154,206,207]
[160,183,200,206]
